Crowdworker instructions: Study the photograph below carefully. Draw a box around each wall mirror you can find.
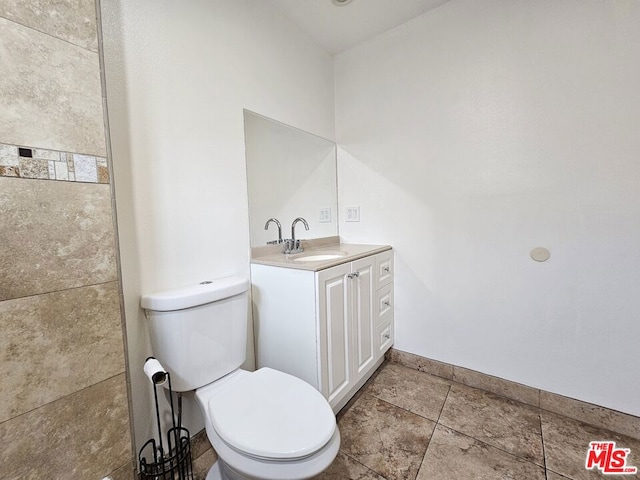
[244,110,338,247]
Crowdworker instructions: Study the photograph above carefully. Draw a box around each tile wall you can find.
[0,1,134,479]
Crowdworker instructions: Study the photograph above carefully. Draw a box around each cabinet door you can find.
[317,263,351,407]
[351,256,376,384]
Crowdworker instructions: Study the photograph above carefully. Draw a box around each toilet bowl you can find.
[141,276,340,480]
[196,368,340,480]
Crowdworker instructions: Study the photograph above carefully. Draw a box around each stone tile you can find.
[73,153,98,182]
[0,143,19,166]
[453,365,540,407]
[416,425,546,480]
[438,383,544,465]
[541,411,640,480]
[190,428,213,459]
[108,460,137,480]
[387,348,453,380]
[0,282,125,422]
[339,394,436,480]
[0,374,132,480]
[18,157,49,178]
[54,159,70,180]
[0,165,19,176]
[0,177,117,301]
[546,471,572,480]
[192,448,218,480]
[314,452,385,480]
[0,17,105,156]
[0,0,98,51]
[363,362,450,421]
[541,390,640,440]
[32,148,60,161]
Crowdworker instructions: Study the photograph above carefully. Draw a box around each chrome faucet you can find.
[284,217,309,254]
[264,218,282,245]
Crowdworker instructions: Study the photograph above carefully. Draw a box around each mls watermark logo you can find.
[585,441,638,475]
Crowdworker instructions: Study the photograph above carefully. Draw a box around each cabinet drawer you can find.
[376,250,393,289]
[376,283,393,325]
[376,317,393,356]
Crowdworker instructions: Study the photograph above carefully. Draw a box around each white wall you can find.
[335,0,640,416]
[101,0,334,450]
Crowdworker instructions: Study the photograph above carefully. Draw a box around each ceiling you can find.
[270,0,451,55]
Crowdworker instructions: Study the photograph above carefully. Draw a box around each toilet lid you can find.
[208,368,336,460]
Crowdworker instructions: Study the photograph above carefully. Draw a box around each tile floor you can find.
[314,361,640,480]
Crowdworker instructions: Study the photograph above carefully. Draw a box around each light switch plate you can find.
[319,207,331,223]
[345,206,360,222]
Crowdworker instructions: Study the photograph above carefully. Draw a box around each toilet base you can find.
[206,461,223,480]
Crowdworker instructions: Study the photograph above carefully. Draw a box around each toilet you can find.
[141,276,340,480]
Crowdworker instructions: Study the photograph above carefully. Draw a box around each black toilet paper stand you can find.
[139,359,194,480]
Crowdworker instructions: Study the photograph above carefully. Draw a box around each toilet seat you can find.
[206,368,336,460]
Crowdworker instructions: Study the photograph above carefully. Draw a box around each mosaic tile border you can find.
[387,348,640,440]
[0,143,109,184]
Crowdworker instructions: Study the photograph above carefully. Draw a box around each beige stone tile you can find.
[541,390,640,440]
[190,428,213,459]
[439,383,544,465]
[0,165,20,176]
[192,448,218,480]
[546,471,572,480]
[0,374,132,480]
[452,365,540,407]
[541,411,640,480]
[98,163,110,183]
[314,452,385,480]
[0,0,98,51]
[0,17,105,156]
[339,394,436,480]
[18,157,49,179]
[0,177,117,300]
[0,282,125,422]
[416,425,546,480]
[32,148,60,161]
[363,362,450,422]
[108,460,137,480]
[387,348,453,380]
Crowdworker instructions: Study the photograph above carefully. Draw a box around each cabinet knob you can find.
[348,272,360,279]
[383,266,390,273]
[383,300,391,307]
[383,333,391,340]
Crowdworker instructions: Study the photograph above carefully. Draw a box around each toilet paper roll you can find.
[144,357,167,385]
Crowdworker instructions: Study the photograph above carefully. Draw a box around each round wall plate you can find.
[530,247,550,262]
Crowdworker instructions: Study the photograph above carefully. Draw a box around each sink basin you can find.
[292,252,347,262]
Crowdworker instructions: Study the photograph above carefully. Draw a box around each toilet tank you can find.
[141,276,250,392]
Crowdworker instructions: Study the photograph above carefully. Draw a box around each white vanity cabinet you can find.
[251,249,394,413]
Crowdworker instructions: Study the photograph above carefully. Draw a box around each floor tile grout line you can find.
[539,410,550,479]
[413,416,441,480]
[437,423,547,471]
[343,391,440,480]
[434,383,453,426]
[365,390,443,425]
[340,451,388,480]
